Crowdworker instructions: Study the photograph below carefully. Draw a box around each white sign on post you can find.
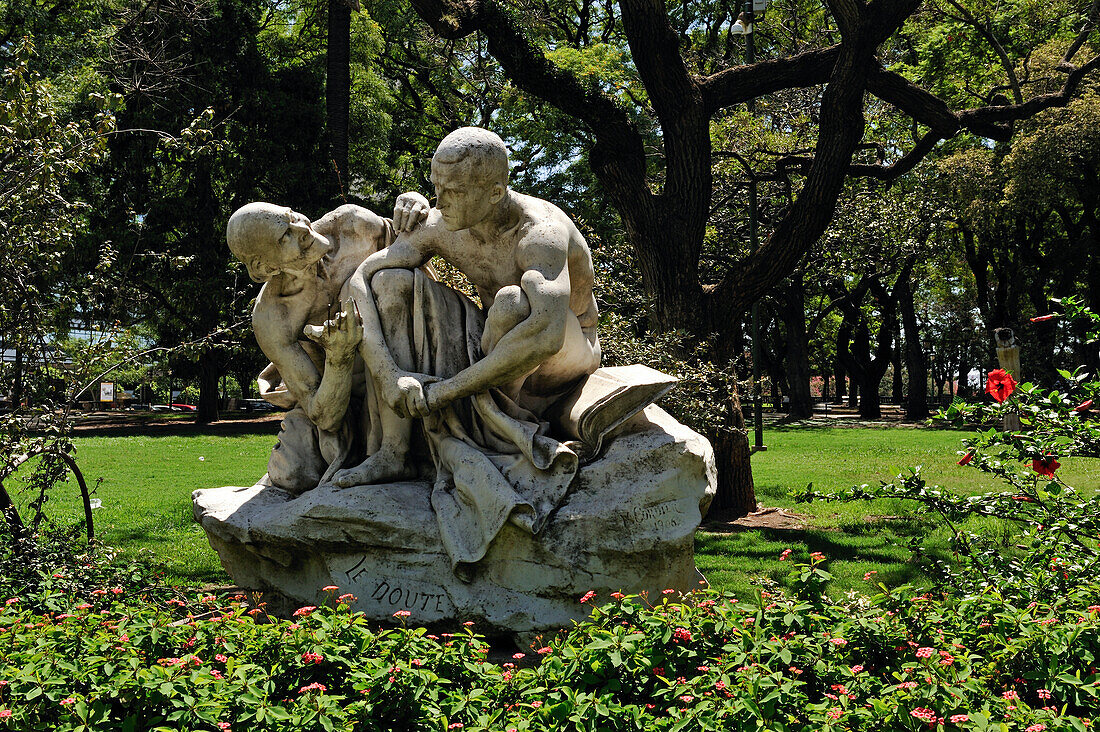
[99,382,115,402]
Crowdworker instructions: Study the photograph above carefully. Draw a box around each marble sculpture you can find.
[194,128,716,632]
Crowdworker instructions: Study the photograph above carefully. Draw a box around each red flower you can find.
[1030,314,1057,322]
[1075,400,1093,412]
[1033,456,1060,477]
[986,369,1017,403]
[957,451,974,466]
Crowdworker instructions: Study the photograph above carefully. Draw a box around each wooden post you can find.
[995,327,1022,431]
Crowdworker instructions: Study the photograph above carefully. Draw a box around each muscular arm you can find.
[428,224,571,409]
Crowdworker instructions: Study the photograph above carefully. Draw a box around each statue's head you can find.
[226,202,332,282]
[430,127,509,231]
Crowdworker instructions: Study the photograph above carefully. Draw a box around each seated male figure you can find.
[227,203,398,493]
[333,126,600,487]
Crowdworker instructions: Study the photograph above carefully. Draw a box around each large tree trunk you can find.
[780,274,813,419]
[326,0,352,197]
[897,269,929,419]
[197,349,220,425]
[833,359,846,404]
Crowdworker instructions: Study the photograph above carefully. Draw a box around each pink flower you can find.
[679,695,694,703]
[661,589,676,595]
[536,646,552,654]
[827,707,842,720]
[672,627,693,643]
[215,654,228,663]
[448,724,464,729]
[298,682,327,694]
[217,724,231,731]
[915,647,935,658]
[0,710,10,718]
[463,621,475,626]
[530,701,542,708]
[322,585,339,592]
[579,591,596,604]
[611,592,624,599]
[1026,725,1046,732]
[512,653,525,659]
[60,697,76,706]
[338,593,356,602]
[1002,691,1019,700]
[949,714,969,723]
[211,670,223,680]
[292,606,316,618]
[898,682,918,690]
[779,549,792,561]
[863,571,878,580]
[851,665,864,674]
[3,598,17,606]
[911,707,936,722]
[393,610,411,618]
[1037,689,1052,700]
[829,637,847,646]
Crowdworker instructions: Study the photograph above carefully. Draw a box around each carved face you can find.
[231,204,332,281]
[430,159,505,232]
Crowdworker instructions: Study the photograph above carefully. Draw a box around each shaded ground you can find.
[71,410,283,437]
[702,505,812,532]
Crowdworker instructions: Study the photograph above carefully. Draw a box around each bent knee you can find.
[487,285,530,326]
[370,268,414,305]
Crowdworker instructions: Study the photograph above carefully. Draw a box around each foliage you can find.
[797,299,1100,605]
[4,546,1100,730]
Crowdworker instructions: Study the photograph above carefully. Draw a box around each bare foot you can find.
[331,447,415,487]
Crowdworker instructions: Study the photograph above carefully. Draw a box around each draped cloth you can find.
[397,269,580,578]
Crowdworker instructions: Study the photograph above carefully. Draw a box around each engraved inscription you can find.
[370,580,445,614]
[632,503,678,531]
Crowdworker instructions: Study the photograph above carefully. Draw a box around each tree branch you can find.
[408,0,650,208]
[699,45,842,116]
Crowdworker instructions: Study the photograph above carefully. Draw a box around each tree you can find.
[387,0,1100,515]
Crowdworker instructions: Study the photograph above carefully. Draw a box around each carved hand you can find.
[303,299,363,363]
[393,192,430,233]
[380,371,441,418]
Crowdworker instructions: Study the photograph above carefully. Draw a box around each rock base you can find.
[193,406,716,634]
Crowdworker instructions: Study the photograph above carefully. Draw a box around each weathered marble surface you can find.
[193,405,715,632]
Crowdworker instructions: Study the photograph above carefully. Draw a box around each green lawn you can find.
[11,423,1100,595]
[699,426,1100,598]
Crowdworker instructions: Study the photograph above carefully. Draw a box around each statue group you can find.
[194,128,716,632]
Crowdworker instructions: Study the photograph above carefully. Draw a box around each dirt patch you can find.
[701,506,812,533]
[69,410,283,437]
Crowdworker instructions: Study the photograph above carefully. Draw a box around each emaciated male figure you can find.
[331,126,601,573]
[226,203,397,493]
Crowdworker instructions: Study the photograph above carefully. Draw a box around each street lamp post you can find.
[735,0,767,452]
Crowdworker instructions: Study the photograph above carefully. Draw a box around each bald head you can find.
[432,127,509,189]
[227,202,329,282]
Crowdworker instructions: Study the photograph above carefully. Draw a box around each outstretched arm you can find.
[422,224,571,413]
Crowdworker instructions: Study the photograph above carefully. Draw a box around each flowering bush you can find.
[3,553,1099,731]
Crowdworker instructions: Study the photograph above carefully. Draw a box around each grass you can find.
[11,423,1100,596]
[697,426,1100,598]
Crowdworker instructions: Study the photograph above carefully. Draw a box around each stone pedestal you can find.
[193,406,716,633]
